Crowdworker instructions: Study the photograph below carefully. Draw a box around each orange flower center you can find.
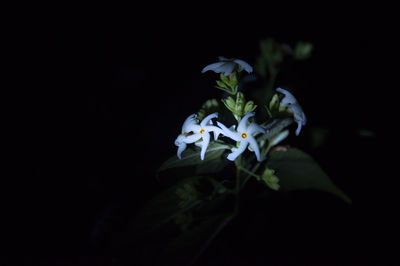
[200,128,205,134]
[241,132,248,139]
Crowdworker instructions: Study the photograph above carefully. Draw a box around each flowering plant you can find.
[130,39,350,265]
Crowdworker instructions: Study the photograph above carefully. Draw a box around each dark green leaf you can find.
[130,176,203,235]
[158,142,231,172]
[268,148,351,203]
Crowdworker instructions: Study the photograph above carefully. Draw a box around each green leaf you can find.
[158,142,231,172]
[293,41,313,60]
[268,148,351,203]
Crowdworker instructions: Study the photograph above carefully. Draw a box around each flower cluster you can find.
[174,57,307,162]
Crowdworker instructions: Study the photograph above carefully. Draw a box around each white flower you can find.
[276,88,307,136]
[216,112,265,161]
[201,56,253,76]
[174,113,222,160]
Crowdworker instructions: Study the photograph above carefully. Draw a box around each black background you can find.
[5,5,398,265]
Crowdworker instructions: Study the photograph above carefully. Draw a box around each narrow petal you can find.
[289,103,307,125]
[200,133,210,160]
[247,136,261,161]
[227,141,248,161]
[247,122,265,135]
[182,114,198,132]
[200,112,218,127]
[233,59,253,73]
[183,133,202,144]
[201,62,225,73]
[216,122,241,141]
[177,143,187,159]
[174,134,186,146]
[295,122,303,136]
[238,112,255,132]
[276,88,297,106]
[204,125,222,140]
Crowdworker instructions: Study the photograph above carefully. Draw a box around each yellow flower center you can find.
[200,128,205,134]
[241,132,248,139]
[182,131,185,135]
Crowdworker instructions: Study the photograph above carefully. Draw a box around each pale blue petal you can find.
[219,62,236,76]
[289,104,306,125]
[233,59,253,73]
[247,136,261,161]
[295,122,303,136]
[276,88,298,106]
[247,122,265,135]
[201,62,226,73]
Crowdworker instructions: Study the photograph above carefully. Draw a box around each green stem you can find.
[237,165,260,179]
[237,164,261,191]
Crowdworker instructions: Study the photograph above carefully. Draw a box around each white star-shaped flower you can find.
[174,113,222,160]
[276,88,307,136]
[217,112,265,161]
[201,56,253,76]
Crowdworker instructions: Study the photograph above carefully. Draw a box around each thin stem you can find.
[237,165,260,179]
[237,164,261,191]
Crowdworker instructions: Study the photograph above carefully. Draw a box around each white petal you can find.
[247,136,261,161]
[177,143,187,159]
[201,62,225,73]
[216,122,241,141]
[227,141,248,161]
[182,114,198,132]
[247,122,265,135]
[195,141,203,147]
[200,112,218,127]
[174,134,186,146]
[204,125,222,140]
[233,59,253,73]
[183,133,202,144]
[200,133,210,160]
[238,112,255,133]
[185,123,202,133]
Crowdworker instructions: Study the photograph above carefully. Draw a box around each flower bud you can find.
[244,100,257,113]
[269,129,289,147]
[269,93,280,111]
[221,96,236,113]
[234,92,246,115]
[262,168,280,190]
